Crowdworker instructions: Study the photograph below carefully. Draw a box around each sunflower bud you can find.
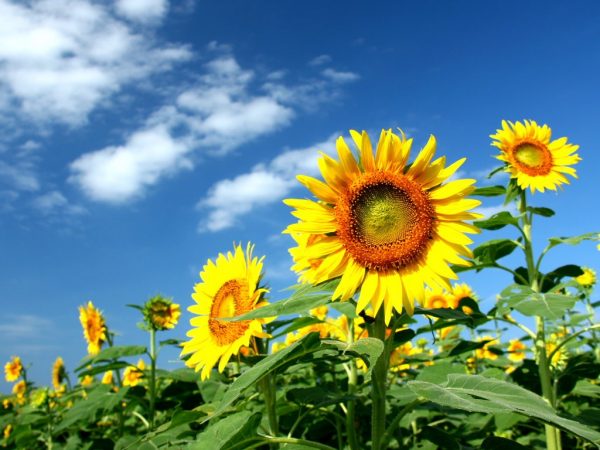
[143,295,181,331]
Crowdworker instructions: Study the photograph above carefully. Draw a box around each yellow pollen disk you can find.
[285,129,481,324]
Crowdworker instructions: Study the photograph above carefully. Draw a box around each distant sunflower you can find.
[576,267,596,288]
[79,301,107,355]
[101,371,114,385]
[4,356,22,382]
[422,287,452,310]
[181,243,270,380]
[12,380,26,403]
[52,357,66,391]
[507,339,527,362]
[450,282,477,313]
[123,359,145,387]
[491,120,580,193]
[285,129,480,323]
[143,295,181,330]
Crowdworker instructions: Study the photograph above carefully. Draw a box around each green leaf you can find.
[192,411,262,450]
[323,337,384,381]
[330,301,358,318]
[473,239,519,265]
[416,362,466,384]
[474,211,519,230]
[408,374,600,444]
[571,380,600,399]
[482,436,529,450]
[549,232,600,247]
[498,284,577,319]
[527,206,555,217]
[204,333,322,423]
[271,316,323,339]
[159,338,183,347]
[472,185,506,197]
[77,361,130,377]
[77,345,147,369]
[448,339,494,357]
[421,426,461,450]
[227,279,339,321]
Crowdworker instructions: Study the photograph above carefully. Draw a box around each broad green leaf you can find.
[204,333,322,422]
[527,206,555,217]
[408,374,600,444]
[416,362,466,384]
[474,211,519,230]
[473,239,519,265]
[571,380,600,399]
[472,185,506,197]
[323,337,384,380]
[448,339,494,357]
[77,345,147,369]
[192,411,261,450]
[498,284,577,319]
[227,279,339,320]
[549,232,599,247]
[330,301,358,318]
[271,316,323,339]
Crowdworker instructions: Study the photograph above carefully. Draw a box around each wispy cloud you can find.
[0,314,53,339]
[114,0,169,24]
[197,134,338,232]
[321,68,360,83]
[70,45,358,204]
[32,190,87,216]
[0,0,190,128]
[308,54,331,66]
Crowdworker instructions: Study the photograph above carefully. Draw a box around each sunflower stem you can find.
[149,327,157,431]
[345,318,360,450]
[371,308,389,450]
[519,190,561,450]
[257,338,279,447]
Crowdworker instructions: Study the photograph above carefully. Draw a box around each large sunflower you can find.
[285,129,480,324]
[491,120,580,193]
[181,243,270,380]
[79,301,107,355]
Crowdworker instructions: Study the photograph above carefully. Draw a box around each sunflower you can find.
[491,120,580,193]
[123,359,145,387]
[143,295,181,330]
[4,356,22,382]
[422,287,452,310]
[450,282,477,313]
[101,371,114,385]
[79,301,107,355]
[52,357,66,391]
[576,267,596,288]
[12,380,26,403]
[475,336,500,360]
[3,424,11,440]
[285,129,480,323]
[181,243,270,380]
[507,339,527,362]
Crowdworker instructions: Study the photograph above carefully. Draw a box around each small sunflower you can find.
[475,336,500,360]
[3,424,11,440]
[181,243,270,380]
[422,287,452,310]
[285,129,480,324]
[576,267,596,288]
[4,356,22,382]
[79,301,107,355]
[80,375,94,387]
[491,120,580,193]
[101,371,114,385]
[52,357,66,391]
[450,283,477,313]
[143,295,181,330]
[12,380,26,403]
[123,359,145,387]
[507,339,527,362]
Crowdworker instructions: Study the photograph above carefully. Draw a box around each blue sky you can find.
[1,0,599,391]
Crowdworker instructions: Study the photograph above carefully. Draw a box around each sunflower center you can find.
[209,279,251,346]
[336,171,435,271]
[512,142,552,175]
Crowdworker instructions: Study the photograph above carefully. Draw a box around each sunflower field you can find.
[2,123,600,450]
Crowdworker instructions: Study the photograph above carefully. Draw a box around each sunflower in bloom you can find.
[101,371,114,385]
[507,339,527,362]
[12,380,26,403]
[123,359,145,387]
[491,120,580,193]
[52,357,66,391]
[422,287,452,310]
[79,301,107,355]
[4,356,22,382]
[143,295,181,330]
[285,129,480,324]
[475,336,500,360]
[181,243,270,380]
[3,424,12,440]
[450,282,477,313]
[576,267,596,288]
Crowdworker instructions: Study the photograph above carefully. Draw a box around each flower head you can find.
[143,295,181,331]
[576,267,596,288]
[52,357,66,391]
[12,380,26,403]
[101,371,114,386]
[4,356,22,382]
[491,120,580,193]
[507,339,527,362]
[79,301,107,355]
[181,243,270,380]
[3,424,12,440]
[475,336,500,360]
[285,129,480,324]
[123,359,145,387]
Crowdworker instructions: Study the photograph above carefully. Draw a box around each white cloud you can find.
[115,0,169,23]
[197,134,338,232]
[309,54,332,66]
[0,0,190,127]
[322,68,360,83]
[32,190,86,216]
[70,48,355,204]
[0,314,52,338]
[0,160,39,191]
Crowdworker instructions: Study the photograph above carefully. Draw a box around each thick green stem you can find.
[519,191,561,450]
[246,436,337,450]
[345,319,360,450]
[371,309,389,450]
[149,327,157,430]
